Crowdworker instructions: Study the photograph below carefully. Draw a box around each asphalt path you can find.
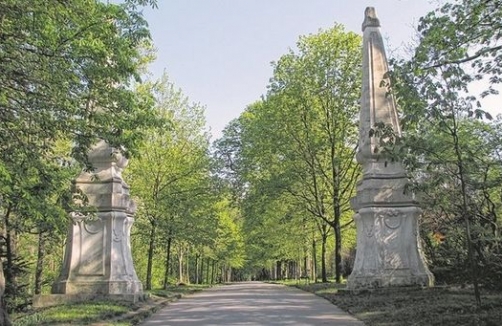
[140,282,365,326]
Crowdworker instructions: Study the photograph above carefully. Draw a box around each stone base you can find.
[52,280,143,296]
[347,205,434,290]
[341,283,444,295]
[347,271,433,290]
[33,293,148,308]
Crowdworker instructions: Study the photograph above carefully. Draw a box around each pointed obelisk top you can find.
[362,7,380,31]
[358,6,402,166]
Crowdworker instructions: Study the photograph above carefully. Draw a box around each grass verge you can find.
[11,301,135,326]
[293,282,502,326]
[11,284,211,326]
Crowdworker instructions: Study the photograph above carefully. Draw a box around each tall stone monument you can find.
[48,140,143,302]
[347,7,434,289]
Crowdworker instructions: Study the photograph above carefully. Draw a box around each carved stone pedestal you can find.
[44,140,143,304]
[349,195,434,289]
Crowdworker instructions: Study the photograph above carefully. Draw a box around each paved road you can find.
[140,282,364,326]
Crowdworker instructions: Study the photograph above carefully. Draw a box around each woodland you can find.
[1,0,502,324]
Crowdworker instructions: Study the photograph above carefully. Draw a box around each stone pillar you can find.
[51,140,143,299]
[347,7,434,289]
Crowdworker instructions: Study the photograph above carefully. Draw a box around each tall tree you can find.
[0,0,157,318]
[388,0,502,306]
[215,116,309,280]
[243,25,361,282]
[126,73,214,289]
[211,197,245,282]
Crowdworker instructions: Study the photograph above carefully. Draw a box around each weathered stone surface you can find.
[347,7,434,289]
[51,140,143,298]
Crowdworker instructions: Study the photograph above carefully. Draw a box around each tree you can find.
[0,0,157,319]
[387,0,502,306]
[211,197,245,282]
[215,117,312,281]
[126,73,214,289]
[242,180,310,280]
[239,25,361,282]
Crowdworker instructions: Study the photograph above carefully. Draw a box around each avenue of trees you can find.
[1,0,502,323]
[214,25,362,283]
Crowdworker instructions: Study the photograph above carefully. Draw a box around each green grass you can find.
[294,282,502,326]
[149,283,211,298]
[12,301,135,326]
[268,279,300,286]
[11,284,212,326]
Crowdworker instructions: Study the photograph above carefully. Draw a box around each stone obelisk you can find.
[347,7,434,289]
[36,141,143,305]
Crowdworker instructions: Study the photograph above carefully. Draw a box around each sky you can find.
[142,1,439,140]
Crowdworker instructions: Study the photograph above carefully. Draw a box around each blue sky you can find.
[142,1,437,139]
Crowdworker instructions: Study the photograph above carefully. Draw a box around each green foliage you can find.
[0,0,157,161]
[126,72,220,287]
[415,0,502,82]
[387,0,502,300]
[240,189,310,275]
[215,25,361,281]
[0,0,158,320]
[212,198,245,268]
[0,0,158,239]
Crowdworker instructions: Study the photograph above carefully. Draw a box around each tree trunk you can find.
[163,237,172,289]
[1,205,12,325]
[3,205,18,302]
[331,132,344,283]
[333,202,342,283]
[0,259,11,326]
[286,260,292,279]
[321,227,328,283]
[200,255,204,284]
[452,126,481,306]
[276,260,282,280]
[195,253,200,284]
[312,238,317,282]
[145,221,157,290]
[303,252,308,278]
[206,258,210,284]
[185,252,190,284]
[34,230,46,295]
[210,260,216,284]
[178,248,184,284]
